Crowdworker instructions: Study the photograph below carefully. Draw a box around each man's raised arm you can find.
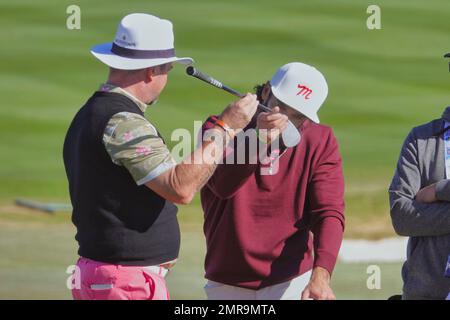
[146,94,258,204]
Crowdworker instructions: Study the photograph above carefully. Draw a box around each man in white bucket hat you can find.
[63,13,261,300]
[201,62,345,300]
[90,13,193,70]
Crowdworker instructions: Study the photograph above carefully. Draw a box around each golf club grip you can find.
[186,66,224,90]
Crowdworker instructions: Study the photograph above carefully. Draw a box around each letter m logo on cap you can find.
[296,84,312,100]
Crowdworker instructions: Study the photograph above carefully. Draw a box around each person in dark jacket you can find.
[389,106,450,300]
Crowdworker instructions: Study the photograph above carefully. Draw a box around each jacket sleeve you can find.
[389,130,450,236]
[308,128,345,275]
[435,179,450,201]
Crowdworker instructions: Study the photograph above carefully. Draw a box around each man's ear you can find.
[144,67,154,84]
[261,81,271,101]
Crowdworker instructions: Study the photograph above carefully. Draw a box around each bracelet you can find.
[208,116,233,139]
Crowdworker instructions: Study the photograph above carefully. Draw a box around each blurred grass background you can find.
[0,0,449,299]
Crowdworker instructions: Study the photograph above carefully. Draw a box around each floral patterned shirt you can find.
[100,84,176,185]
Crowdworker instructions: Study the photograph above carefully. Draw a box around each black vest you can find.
[63,91,179,266]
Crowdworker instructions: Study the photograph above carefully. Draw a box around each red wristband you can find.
[208,116,233,137]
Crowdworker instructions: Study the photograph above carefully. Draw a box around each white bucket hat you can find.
[270,62,328,123]
[91,13,193,70]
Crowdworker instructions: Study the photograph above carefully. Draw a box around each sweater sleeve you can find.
[308,128,345,275]
[206,164,259,199]
[202,116,259,199]
[389,130,450,236]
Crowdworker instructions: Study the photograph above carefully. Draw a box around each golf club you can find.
[186,66,301,148]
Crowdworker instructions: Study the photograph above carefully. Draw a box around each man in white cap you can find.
[201,62,345,300]
[63,13,263,300]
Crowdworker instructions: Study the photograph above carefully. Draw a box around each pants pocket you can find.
[141,270,170,300]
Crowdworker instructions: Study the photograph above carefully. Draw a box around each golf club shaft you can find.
[185,66,301,148]
[186,66,271,112]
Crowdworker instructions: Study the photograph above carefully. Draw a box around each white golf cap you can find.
[91,13,194,70]
[270,62,328,123]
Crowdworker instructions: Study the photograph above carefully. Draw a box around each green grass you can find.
[0,0,447,299]
[0,210,402,300]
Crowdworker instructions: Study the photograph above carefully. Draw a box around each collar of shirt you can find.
[99,83,148,113]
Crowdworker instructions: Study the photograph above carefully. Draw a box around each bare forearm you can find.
[174,162,218,195]
[172,127,230,197]
[146,127,231,204]
[145,93,259,204]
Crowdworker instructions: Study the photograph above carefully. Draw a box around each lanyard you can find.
[445,254,450,278]
[444,121,450,179]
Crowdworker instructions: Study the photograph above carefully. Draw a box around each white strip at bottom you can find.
[339,237,408,263]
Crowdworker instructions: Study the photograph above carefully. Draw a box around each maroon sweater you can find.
[200,118,345,290]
